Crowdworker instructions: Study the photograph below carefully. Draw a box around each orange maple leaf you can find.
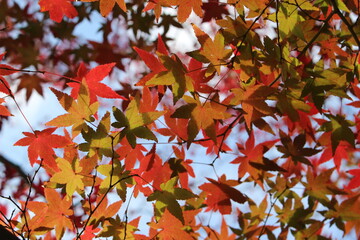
[149,209,194,240]
[38,0,77,23]
[175,0,203,23]
[25,188,74,239]
[14,128,72,169]
[206,218,236,239]
[143,0,176,21]
[99,0,126,16]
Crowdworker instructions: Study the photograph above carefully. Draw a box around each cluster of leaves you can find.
[0,0,359,239]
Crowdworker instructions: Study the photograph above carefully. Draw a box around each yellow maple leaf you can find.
[46,80,98,137]
[50,158,84,198]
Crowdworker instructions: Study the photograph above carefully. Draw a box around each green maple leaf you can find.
[146,53,194,102]
[304,168,346,202]
[49,157,84,199]
[98,215,139,240]
[112,92,165,148]
[97,161,134,201]
[319,114,355,152]
[79,112,118,158]
[147,177,197,224]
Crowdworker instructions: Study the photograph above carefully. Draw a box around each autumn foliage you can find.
[0,0,360,239]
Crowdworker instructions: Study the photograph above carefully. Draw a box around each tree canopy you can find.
[0,0,360,239]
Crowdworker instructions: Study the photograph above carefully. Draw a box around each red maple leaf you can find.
[68,63,126,103]
[201,0,228,22]
[81,226,100,240]
[231,132,278,183]
[0,61,16,95]
[346,167,360,190]
[199,175,247,214]
[0,98,11,116]
[38,0,77,23]
[133,46,167,86]
[14,128,72,170]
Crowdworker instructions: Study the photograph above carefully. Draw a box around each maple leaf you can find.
[201,0,228,22]
[133,145,172,196]
[347,82,360,108]
[324,195,360,234]
[147,177,197,224]
[175,0,203,23]
[171,94,231,146]
[49,157,85,198]
[133,46,167,87]
[38,0,77,23]
[206,218,236,240]
[0,76,11,95]
[83,197,122,227]
[16,74,46,101]
[319,114,355,152]
[79,112,119,158]
[248,196,268,225]
[304,168,346,201]
[145,53,193,102]
[187,58,215,94]
[143,0,176,21]
[46,80,99,137]
[116,138,147,170]
[99,215,140,240]
[26,188,74,239]
[97,161,134,201]
[99,0,127,17]
[168,146,195,189]
[277,130,320,166]
[89,40,126,70]
[188,25,232,75]
[81,226,100,240]
[231,132,279,186]
[149,209,194,240]
[319,38,348,60]
[14,128,72,170]
[157,107,189,142]
[198,124,233,154]
[0,98,11,116]
[135,35,193,101]
[68,63,126,104]
[199,175,247,214]
[0,63,17,76]
[112,92,165,148]
[317,132,354,170]
[230,85,275,127]
[134,46,166,76]
[346,166,360,190]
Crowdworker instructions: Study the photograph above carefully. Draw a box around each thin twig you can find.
[258,187,288,239]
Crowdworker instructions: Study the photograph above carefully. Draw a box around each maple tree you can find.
[0,0,359,239]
